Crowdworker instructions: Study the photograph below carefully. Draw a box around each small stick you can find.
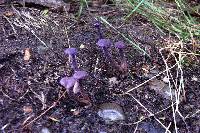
[124,63,177,94]
[22,90,67,128]
[126,93,171,133]
[3,15,17,34]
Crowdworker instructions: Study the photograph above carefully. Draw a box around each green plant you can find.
[77,0,88,18]
[125,0,200,41]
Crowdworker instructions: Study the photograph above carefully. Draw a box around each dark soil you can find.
[0,2,200,133]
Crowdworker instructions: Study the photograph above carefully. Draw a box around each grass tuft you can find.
[125,0,200,41]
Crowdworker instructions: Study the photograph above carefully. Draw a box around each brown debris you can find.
[24,48,31,61]
[23,105,33,113]
[3,11,14,17]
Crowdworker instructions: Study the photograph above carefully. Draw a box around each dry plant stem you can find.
[2,15,17,34]
[22,114,35,125]
[160,41,191,133]
[22,102,56,128]
[94,57,99,74]
[160,48,178,133]
[123,103,176,126]
[171,52,190,132]
[11,6,48,47]
[171,50,186,103]
[166,123,172,133]
[133,123,138,133]
[185,109,200,119]
[64,26,70,47]
[124,63,177,94]
[1,89,15,101]
[20,22,48,47]
[99,17,150,57]
[29,88,47,110]
[126,93,171,133]
[22,90,68,128]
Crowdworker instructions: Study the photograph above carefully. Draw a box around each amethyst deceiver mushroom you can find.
[73,70,88,79]
[60,71,88,94]
[115,41,125,59]
[64,48,78,71]
[115,41,128,73]
[72,70,88,94]
[97,39,113,61]
[60,76,76,93]
[94,20,103,39]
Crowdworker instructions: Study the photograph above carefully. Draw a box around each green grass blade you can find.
[100,17,150,57]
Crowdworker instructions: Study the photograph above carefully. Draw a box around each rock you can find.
[99,131,107,133]
[191,75,198,82]
[149,79,166,90]
[138,121,165,133]
[149,79,175,100]
[143,68,160,79]
[40,127,51,133]
[97,102,125,124]
[162,76,169,83]
[10,0,71,13]
[91,0,105,7]
[108,77,119,85]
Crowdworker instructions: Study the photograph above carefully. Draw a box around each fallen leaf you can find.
[77,92,91,105]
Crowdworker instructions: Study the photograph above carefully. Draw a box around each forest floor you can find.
[0,1,200,133]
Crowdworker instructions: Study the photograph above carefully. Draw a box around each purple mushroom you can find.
[115,41,128,73]
[94,20,103,39]
[64,48,78,71]
[72,71,88,94]
[97,39,113,61]
[60,76,76,93]
[59,70,88,94]
[115,41,125,59]
[73,70,88,80]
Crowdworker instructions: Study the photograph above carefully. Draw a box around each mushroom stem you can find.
[65,48,78,71]
[102,47,118,68]
[94,21,103,39]
[118,51,128,73]
[102,47,111,61]
[114,41,128,73]
[73,81,81,94]
[70,54,78,71]
[118,49,125,60]
[97,27,103,39]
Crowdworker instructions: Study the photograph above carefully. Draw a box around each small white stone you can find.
[98,103,125,124]
[162,76,169,83]
[79,44,85,49]
[41,127,51,133]
[109,77,119,85]
[191,76,198,82]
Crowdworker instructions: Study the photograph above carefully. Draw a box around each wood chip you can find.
[48,116,60,122]
[23,105,33,113]
[24,48,31,61]
[4,11,14,17]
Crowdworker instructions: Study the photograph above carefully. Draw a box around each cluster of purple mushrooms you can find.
[59,20,128,102]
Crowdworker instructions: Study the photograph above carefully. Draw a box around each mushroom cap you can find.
[73,70,88,80]
[115,41,125,49]
[64,48,77,55]
[60,76,76,89]
[97,39,111,48]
